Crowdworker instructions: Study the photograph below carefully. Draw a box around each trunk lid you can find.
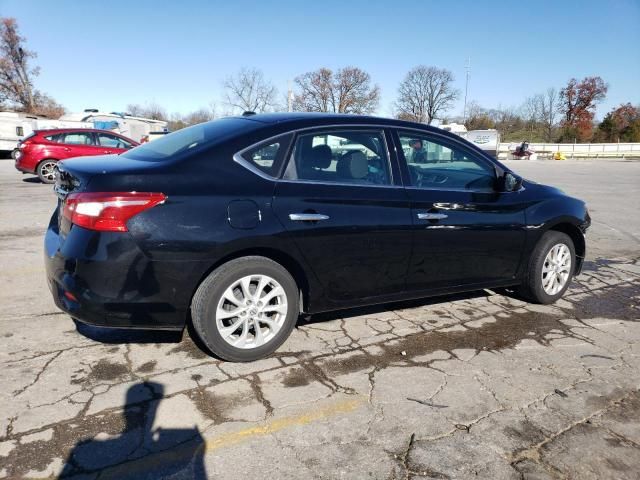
[53,155,165,235]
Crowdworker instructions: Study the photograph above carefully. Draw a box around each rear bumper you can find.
[14,153,36,174]
[44,217,195,330]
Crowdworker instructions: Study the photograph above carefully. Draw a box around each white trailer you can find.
[0,112,37,152]
[59,110,168,143]
[439,123,468,135]
[461,129,501,158]
[0,112,92,153]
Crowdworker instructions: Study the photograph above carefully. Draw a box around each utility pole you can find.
[463,57,471,123]
[287,80,293,112]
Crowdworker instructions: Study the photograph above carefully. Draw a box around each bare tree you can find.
[293,67,380,114]
[126,101,168,120]
[0,17,35,110]
[166,103,217,131]
[223,68,277,113]
[539,87,560,142]
[395,66,459,124]
[521,95,543,141]
[0,17,64,117]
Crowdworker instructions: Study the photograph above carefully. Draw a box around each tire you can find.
[37,159,58,184]
[519,231,575,304]
[191,256,299,362]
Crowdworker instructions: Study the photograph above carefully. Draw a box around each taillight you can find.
[62,192,166,232]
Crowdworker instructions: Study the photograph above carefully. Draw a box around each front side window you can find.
[284,130,391,186]
[398,132,496,191]
[63,132,95,145]
[97,133,133,149]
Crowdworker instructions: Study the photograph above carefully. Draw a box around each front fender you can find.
[521,194,590,277]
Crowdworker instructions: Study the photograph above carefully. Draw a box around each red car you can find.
[14,129,139,183]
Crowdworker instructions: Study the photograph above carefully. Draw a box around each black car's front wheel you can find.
[191,256,299,362]
[519,231,575,304]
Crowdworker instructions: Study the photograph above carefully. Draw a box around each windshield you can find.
[122,117,257,161]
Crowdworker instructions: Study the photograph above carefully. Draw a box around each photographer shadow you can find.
[60,382,206,479]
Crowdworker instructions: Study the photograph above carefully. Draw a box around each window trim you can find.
[233,133,293,180]
[233,123,506,190]
[235,125,398,188]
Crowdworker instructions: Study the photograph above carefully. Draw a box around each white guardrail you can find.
[497,142,640,159]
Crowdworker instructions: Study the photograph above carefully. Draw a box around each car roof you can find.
[234,112,441,132]
[36,128,126,134]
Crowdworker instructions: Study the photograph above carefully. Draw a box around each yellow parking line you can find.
[87,395,366,480]
[205,395,365,451]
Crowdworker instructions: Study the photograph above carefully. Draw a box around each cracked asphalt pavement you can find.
[1,159,639,479]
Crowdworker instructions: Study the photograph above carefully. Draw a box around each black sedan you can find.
[46,113,590,361]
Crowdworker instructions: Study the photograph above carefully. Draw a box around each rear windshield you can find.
[122,117,257,162]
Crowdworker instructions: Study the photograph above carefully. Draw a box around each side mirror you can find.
[503,172,523,192]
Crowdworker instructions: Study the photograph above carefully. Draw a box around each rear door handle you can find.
[417,213,448,220]
[289,213,330,221]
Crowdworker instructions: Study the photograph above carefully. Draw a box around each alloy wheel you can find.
[541,243,572,295]
[40,161,57,182]
[215,274,288,349]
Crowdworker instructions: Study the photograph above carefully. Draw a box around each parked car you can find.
[14,128,138,183]
[45,113,590,362]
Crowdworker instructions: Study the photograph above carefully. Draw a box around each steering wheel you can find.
[423,173,448,184]
[409,166,448,187]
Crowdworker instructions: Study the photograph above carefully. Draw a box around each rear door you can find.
[392,129,527,291]
[271,127,412,305]
[60,131,101,158]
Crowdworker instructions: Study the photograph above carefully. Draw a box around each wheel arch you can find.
[547,221,586,274]
[188,247,311,317]
[36,157,59,173]
[37,157,59,168]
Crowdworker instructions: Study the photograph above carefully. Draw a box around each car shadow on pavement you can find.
[74,321,184,344]
[303,289,489,325]
[21,176,42,183]
[59,382,207,479]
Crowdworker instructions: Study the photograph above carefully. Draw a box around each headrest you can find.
[337,151,368,180]
[348,151,368,179]
[309,144,332,169]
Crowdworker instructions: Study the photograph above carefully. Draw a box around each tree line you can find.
[1,17,638,142]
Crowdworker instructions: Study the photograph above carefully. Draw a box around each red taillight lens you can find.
[62,192,166,232]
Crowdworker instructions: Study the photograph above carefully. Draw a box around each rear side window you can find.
[283,130,391,186]
[239,134,292,177]
[123,118,258,162]
[63,132,95,145]
[44,133,63,143]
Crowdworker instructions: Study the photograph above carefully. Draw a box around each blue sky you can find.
[1,0,639,119]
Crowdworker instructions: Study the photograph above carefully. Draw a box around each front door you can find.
[272,128,412,305]
[393,130,527,291]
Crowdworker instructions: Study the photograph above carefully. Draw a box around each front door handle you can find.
[289,213,330,221]
[417,212,448,220]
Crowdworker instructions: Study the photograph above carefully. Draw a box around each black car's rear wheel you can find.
[519,231,575,304]
[37,159,58,184]
[191,256,299,362]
